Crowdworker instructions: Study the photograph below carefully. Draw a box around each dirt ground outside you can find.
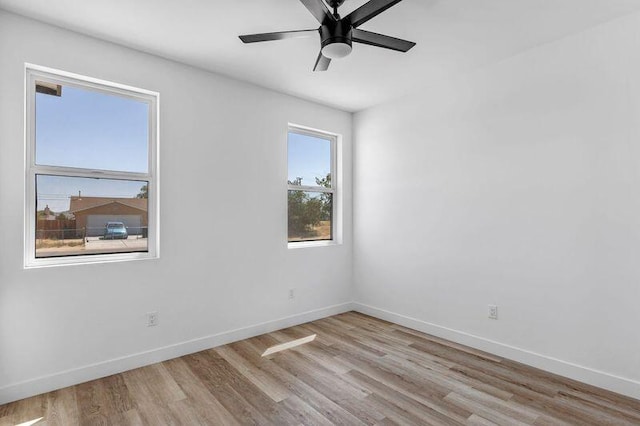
[289,220,332,242]
[36,237,148,257]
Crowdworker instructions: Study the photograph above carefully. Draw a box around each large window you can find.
[25,65,159,267]
[287,126,338,245]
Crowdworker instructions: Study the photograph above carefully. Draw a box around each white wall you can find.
[353,12,640,399]
[0,11,352,403]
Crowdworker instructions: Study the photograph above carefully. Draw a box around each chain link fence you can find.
[36,226,148,247]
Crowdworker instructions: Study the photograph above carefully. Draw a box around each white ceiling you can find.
[2,0,640,111]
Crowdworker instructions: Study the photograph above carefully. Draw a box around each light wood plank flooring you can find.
[1,312,639,425]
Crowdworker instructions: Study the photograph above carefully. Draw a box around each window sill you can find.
[24,251,158,269]
[288,240,341,250]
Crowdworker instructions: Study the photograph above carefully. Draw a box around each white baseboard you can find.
[0,302,354,405]
[353,302,640,401]
[5,301,638,405]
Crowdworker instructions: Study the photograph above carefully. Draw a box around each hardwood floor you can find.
[1,311,639,425]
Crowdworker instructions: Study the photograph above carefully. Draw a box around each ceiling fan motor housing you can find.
[320,20,352,58]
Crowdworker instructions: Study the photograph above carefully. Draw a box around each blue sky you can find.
[36,85,149,172]
[36,85,148,212]
[288,132,331,186]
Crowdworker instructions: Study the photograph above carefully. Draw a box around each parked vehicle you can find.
[103,222,128,239]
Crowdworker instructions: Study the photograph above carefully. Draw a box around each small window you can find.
[25,65,159,267]
[287,126,338,245]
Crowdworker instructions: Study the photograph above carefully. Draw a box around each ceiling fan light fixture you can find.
[319,20,352,60]
[238,0,416,71]
[321,41,352,59]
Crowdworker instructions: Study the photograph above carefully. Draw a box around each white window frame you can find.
[24,64,160,268]
[287,124,341,249]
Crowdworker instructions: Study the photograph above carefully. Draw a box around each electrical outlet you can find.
[288,289,295,300]
[488,305,498,320]
[147,311,159,327]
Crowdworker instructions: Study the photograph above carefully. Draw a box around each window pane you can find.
[36,175,149,258]
[35,83,149,173]
[288,132,331,187]
[288,190,332,242]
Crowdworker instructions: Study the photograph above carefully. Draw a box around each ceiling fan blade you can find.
[346,0,405,28]
[352,28,415,52]
[299,0,335,25]
[239,29,318,43]
[313,51,331,71]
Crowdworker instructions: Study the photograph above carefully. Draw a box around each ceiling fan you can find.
[239,0,416,71]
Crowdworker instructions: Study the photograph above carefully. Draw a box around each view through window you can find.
[35,175,149,258]
[287,128,335,243]
[26,67,158,265]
